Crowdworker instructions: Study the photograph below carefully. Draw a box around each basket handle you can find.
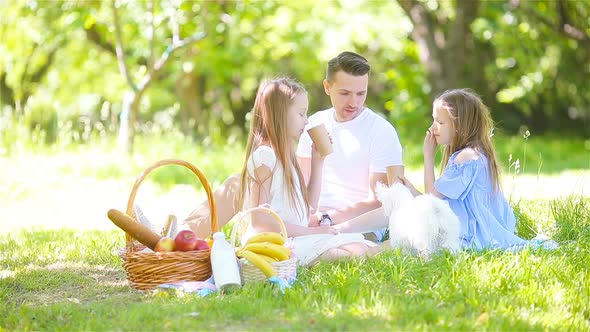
[124,159,218,248]
[229,207,287,247]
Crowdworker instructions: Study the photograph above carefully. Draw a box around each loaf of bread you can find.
[107,209,162,250]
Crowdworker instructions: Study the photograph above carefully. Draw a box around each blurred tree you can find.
[520,0,590,52]
[394,0,589,134]
[507,0,589,134]
[396,0,482,95]
[108,0,205,153]
[165,0,336,143]
[1,0,588,153]
[0,2,65,114]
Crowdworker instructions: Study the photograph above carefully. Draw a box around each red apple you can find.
[154,237,175,252]
[195,239,210,251]
[174,230,199,251]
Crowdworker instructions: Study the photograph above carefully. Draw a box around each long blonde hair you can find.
[435,89,501,192]
[237,78,310,217]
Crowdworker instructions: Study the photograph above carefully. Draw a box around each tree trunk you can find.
[117,91,136,153]
[397,0,481,97]
[176,72,205,137]
[0,72,15,108]
[110,0,205,153]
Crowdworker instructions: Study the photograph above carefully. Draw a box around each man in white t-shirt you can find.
[183,51,403,241]
[296,51,404,241]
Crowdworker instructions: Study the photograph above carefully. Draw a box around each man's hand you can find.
[396,175,422,197]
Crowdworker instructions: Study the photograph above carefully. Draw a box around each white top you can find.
[296,107,403,209]
[244,145,308,226]
[242,145,377,266]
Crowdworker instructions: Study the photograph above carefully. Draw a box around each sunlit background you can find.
[1,0,588,232]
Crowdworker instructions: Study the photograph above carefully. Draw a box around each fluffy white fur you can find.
[376,182,461,258]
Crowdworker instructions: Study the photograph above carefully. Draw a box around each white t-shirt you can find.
[243,145,378,266]
[296,107,403,210]
[244,145,308,226]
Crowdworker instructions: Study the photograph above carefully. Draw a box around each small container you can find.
[210,232,242,291]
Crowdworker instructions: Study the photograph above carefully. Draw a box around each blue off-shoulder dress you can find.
[434,150,528,250]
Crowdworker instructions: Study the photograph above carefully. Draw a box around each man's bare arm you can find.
[321,167,403,224]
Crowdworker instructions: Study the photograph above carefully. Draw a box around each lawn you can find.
[1,134,589,330]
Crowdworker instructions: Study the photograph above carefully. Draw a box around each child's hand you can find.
[310,143,325,162]
[423,127,437,160]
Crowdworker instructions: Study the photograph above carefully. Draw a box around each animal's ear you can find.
[375,181,388,202]
[392,182,412,195]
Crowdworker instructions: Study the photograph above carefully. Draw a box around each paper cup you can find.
[307,123,333,157]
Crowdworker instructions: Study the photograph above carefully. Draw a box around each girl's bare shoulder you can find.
[454,147,480,164]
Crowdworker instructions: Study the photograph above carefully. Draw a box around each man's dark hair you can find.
[326,51,370,81]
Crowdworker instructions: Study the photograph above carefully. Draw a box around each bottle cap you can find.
[212,232,225,239]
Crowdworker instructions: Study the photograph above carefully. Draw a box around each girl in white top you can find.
[236,78,378,266]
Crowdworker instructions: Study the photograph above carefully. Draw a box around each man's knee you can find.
[182,173,242,238]
[224,173,241,187]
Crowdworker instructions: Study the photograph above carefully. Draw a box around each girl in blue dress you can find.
[400,89,532,250]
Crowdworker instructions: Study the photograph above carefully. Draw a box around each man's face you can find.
[323,71,368,122]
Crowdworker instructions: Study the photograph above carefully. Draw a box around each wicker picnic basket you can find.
[117,159,218,290]
[229,207,298,284]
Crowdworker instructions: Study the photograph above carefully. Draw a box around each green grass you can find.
[1,196,589,330]
[7,132,589,191]
[402,134,590,175]
[2,135,245,201]
[1,133,589,330]
[495,134,590,174]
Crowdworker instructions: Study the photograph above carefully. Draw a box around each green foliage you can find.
[494,134,590,174]
[551,195,590,243]
[2,0,588,154]
[53,133,245,191]
[400,131,590,176]
[477,1,590,133]
[512,203,539,240]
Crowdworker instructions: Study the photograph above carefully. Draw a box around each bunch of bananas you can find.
[236,232,291,278]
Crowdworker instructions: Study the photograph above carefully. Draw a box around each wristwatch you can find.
[319,212,332,226]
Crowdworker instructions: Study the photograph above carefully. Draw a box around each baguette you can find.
[107,209,162,250]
